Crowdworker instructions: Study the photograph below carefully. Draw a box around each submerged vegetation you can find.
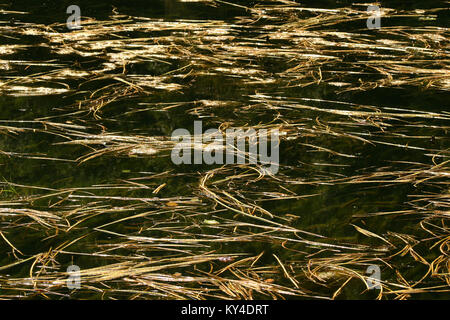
[0,0,448,299]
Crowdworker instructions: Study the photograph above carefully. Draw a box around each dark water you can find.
[0,0,449,299]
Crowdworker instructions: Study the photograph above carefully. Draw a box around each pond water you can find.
[0,0,448,299]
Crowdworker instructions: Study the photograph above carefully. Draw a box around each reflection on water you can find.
[0,0,449,299]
